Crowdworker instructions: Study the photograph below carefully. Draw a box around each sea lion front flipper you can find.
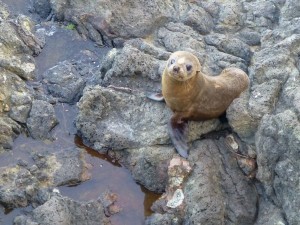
[146,92,164,101]
[168,119,189,158]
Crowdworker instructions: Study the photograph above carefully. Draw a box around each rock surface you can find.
[0,0,299,224]
[0,148,89,208]
[14,195,111,225]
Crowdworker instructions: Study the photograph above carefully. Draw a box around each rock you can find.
[254,198,286,225]
[26,100,58,140]
[32,148,90,187]
[33,0,52,18]
[243,1,279,31]
[204,34,251,62]
[182,5,213,35]
[101,43,164,88]
[145,213,181,225]
[280,0,300,21]
[99,190,122,216]
[76,85,221,153]
[42,61,85,103]
[49,0,177,45]
[0,116,21,149]
[255,110,300,225]
[156,22,206,54]
[0,148,89,208]
[147,138,257,224]
[109,146,175,193]
[13,195,111,225]
[183,139,257,224]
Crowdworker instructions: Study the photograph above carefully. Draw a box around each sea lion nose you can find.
[173,66,180,73]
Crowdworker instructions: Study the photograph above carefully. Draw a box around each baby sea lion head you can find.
[166,51,201,81]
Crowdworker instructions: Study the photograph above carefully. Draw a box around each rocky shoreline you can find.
[0,0,299,224]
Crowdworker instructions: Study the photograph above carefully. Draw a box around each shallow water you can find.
[0,2,161,223]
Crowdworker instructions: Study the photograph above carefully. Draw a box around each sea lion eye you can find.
[186,64,192,71]
[170,59,175,65]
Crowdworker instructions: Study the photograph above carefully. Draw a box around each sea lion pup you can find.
[149,51,249,158]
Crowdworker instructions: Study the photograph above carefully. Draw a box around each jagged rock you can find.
[76,85,220,152]
[255,110,300,225]
[0,148,89,208]
[109,146,175,193]
[13,195,111,225]
[42,61,85,103]
[26,100,58,140]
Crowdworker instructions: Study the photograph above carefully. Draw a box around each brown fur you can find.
[162,51,249,122]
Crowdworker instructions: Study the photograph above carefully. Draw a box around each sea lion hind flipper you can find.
[168,119,189,158]
[146,92,164,101]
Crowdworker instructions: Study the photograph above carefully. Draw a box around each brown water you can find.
[0,3,161,223]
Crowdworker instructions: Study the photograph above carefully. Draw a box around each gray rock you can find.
[248,79,281,119]
[49,0,177,44]
[101,44,164,88]
[26,100,58,140]
[255,110,300,225]
[182,5,213,35]
[0,20,36,80]
[254,198,286,225]
[76,85,220,153]
[280,0,300,21]
[13,195,111,225]
[0,148,88,208]
[109,146,174,193]
[33,0,52,18]
[204,34,251,62]
[156,22,206,54]
[9,92,32,124]
[0,116,21,149]
[183,139,257,225]
[145,213,181,225]
[243,0,279,30]
[42,61,85,103]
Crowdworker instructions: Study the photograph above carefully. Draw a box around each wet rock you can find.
[33,0,52,18]
[0,116,21,149]
[32,148,90,187]
[150,156,192,214]
[255,110,300,225]
[0,148,89,208]
[109,146,174,193]
[99,190,122,216]
[42,61,85,103]
[0,166,38,208]
[26,100,58,140]
[13,195,111,225]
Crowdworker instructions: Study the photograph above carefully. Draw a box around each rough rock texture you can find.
[1,0,300,224]
[76,85,220,152]
[26,100,58,140]
[0,3,44,150]
[147,138,257,225]
[42,61,85,103]
[0,148,89,208]
[14,195,111,225]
